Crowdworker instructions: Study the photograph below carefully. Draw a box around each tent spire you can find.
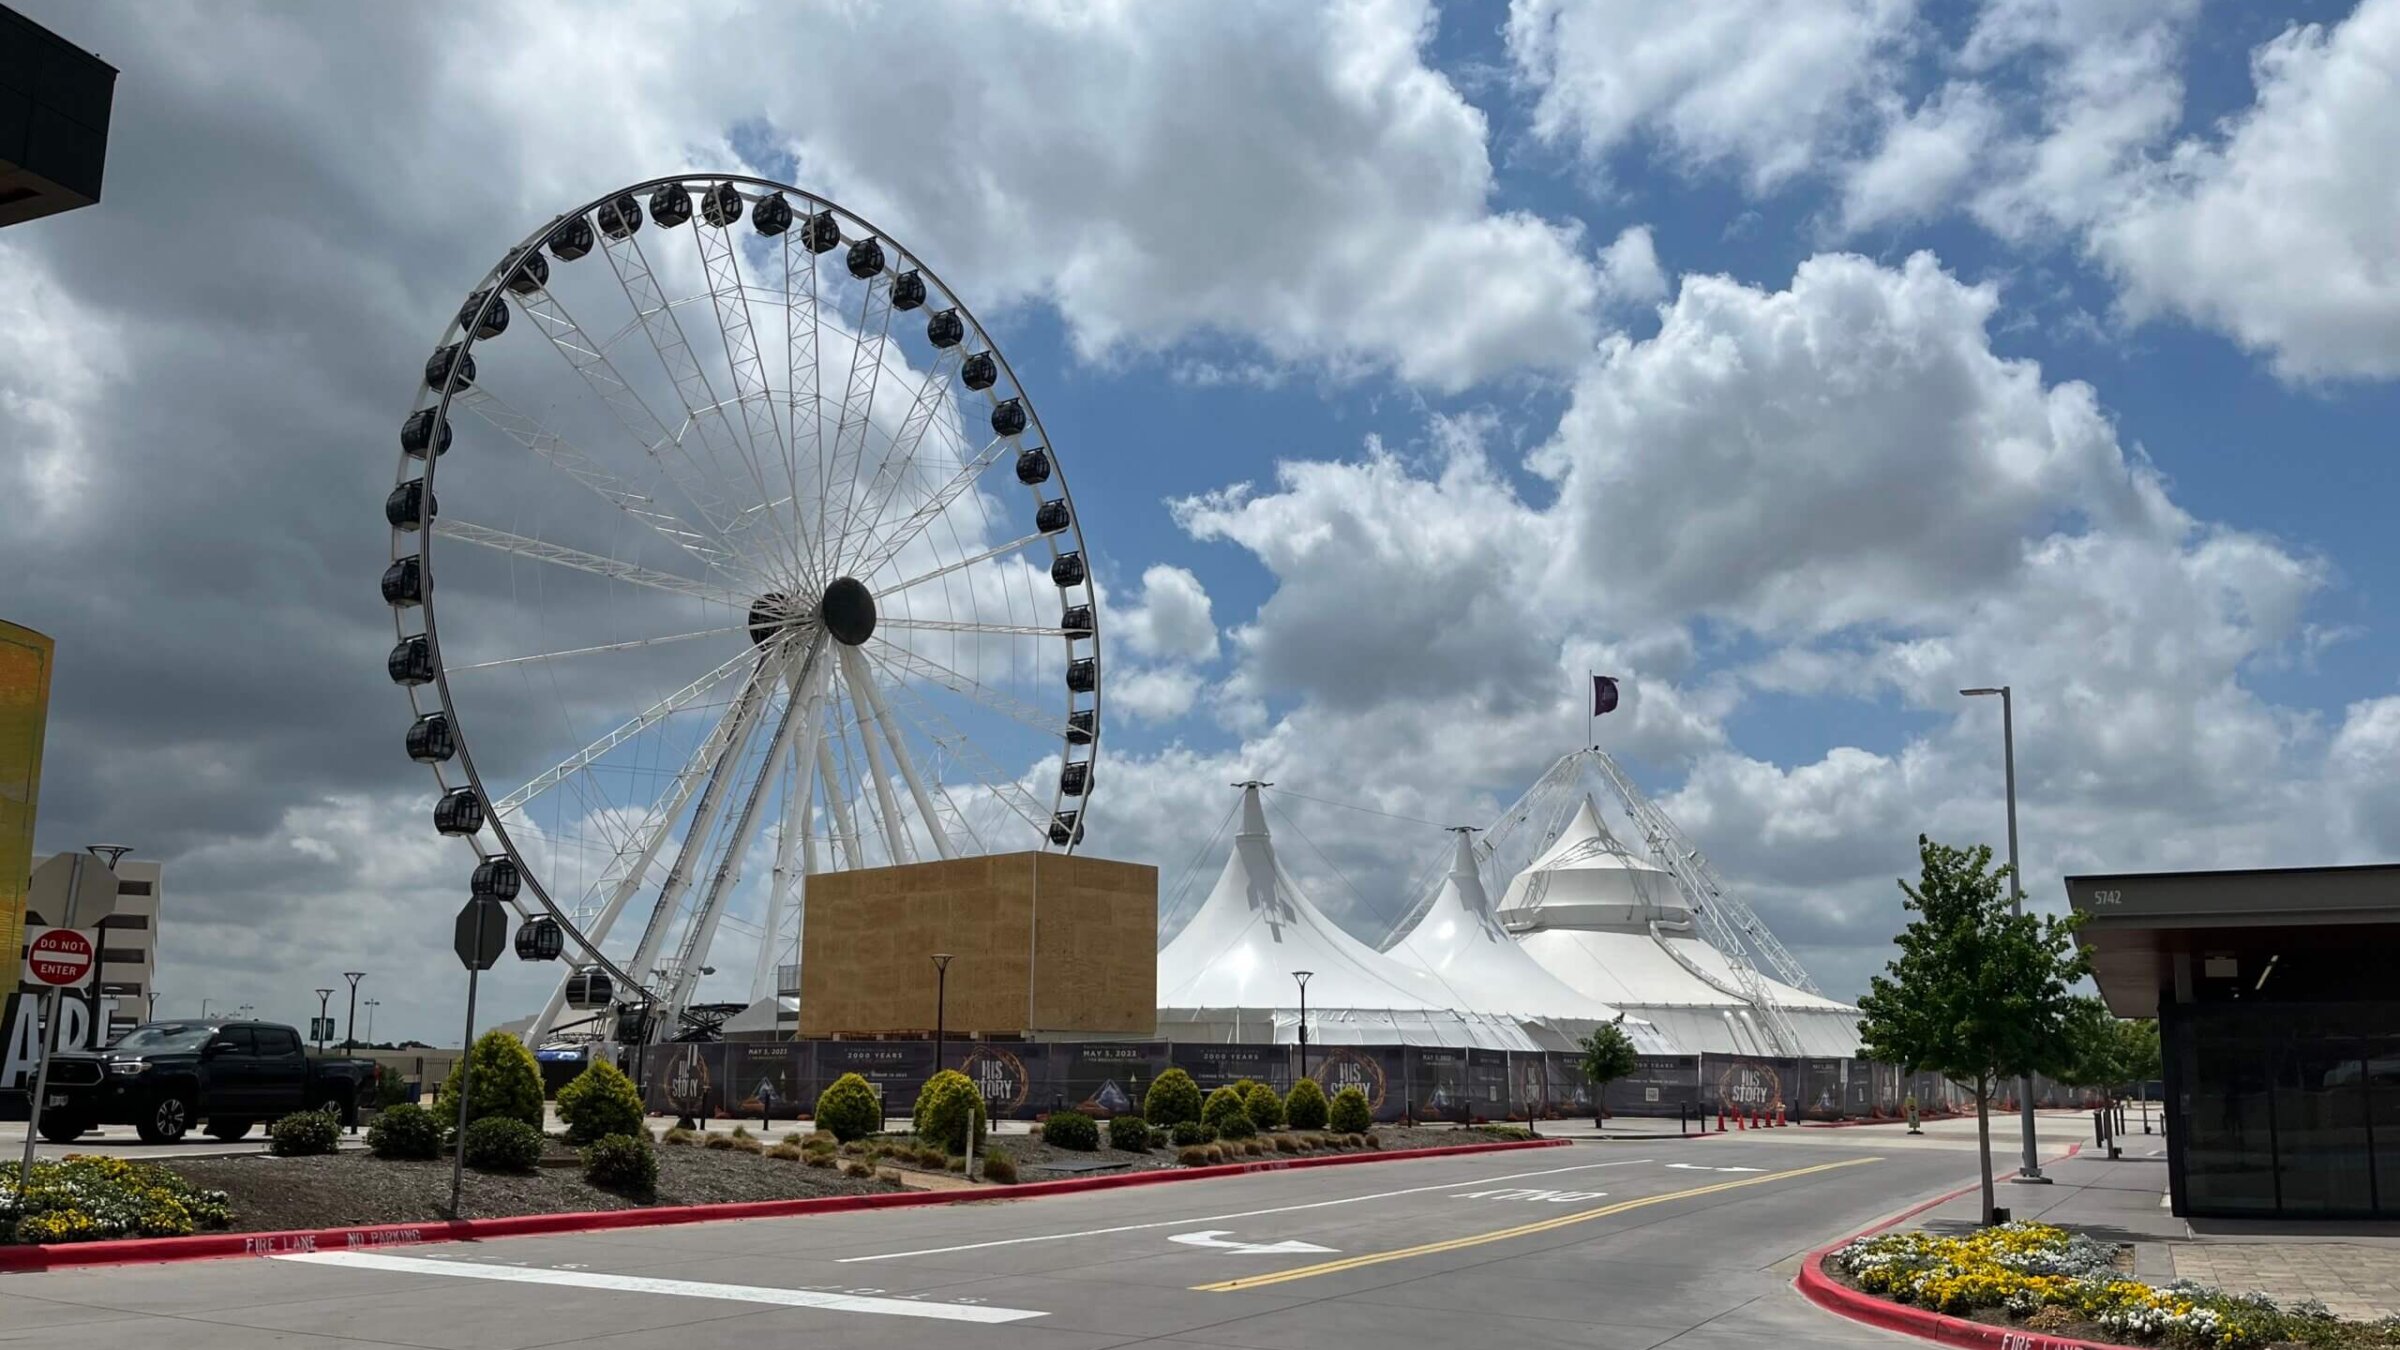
[1232,779,1273,837]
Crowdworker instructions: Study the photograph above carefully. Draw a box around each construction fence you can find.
[633,1040,2105,1125]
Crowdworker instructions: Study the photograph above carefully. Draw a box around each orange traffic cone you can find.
[1716,1106,1727,1132]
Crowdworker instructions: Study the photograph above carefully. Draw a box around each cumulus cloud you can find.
[1838,82,2000,232]
[1113,565,1219,665]
[1594,225,1668,308]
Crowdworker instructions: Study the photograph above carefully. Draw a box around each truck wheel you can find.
[137,1090,194,1144]
[37,1114,89,1143]
[319,1094,351,1127]
[205,1118,252,1142]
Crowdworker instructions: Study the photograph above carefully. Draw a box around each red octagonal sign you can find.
[25,927,96,989]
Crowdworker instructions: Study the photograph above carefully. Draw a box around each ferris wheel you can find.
[383,174,1101,1044]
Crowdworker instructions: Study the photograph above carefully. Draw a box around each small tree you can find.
[1144,1068,1204,1127]
[434,1030,545,1131]
[1577,1018,1640,1127]
[557,1061,646,1145]
[1285,1078,1330,1131]
[1857,836,2089,1226]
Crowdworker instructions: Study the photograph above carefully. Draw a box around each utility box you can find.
[799,852,1157,1039]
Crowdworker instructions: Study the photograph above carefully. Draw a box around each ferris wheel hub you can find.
[818,575,877,647]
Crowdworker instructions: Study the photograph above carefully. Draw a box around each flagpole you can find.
[1586,670,1594,749]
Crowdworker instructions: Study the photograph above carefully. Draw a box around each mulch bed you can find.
[161,1142,901,1233]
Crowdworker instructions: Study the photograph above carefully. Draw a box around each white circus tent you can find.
[1155,784,1554,1049]
[1496,794,1863,1057]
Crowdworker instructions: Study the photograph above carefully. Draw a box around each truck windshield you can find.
[113,1024,216,1053]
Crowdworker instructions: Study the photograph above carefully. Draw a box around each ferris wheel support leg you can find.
[628,661,776,991]
[839,646,915,866]
[753,667,826,1002]
[842,644,954,859]
[817,736,861,870]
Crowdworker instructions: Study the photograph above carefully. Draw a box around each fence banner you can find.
[1047,1041,1168,1118]
[1172,1043,1290,1093]
[1307,1045,1406,1121]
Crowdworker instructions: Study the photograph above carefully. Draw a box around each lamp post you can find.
[342,971,365,1054]
[363,999,381,1045]
[1292,971,1314,1083]
[145,991,158,1020]
[931,954,955,1074]
[1962,684,2047,1185]
[314,988,334,1053]
[200,998,219,1020]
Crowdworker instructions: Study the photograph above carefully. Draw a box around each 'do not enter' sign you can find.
[23,926,99,989]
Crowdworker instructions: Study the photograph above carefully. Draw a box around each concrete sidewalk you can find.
[1905,1140,2400,1321]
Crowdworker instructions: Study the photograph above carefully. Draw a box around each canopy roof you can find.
[1387,828,1631,1022]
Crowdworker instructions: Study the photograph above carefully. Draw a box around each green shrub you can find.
[1329,1085,1373,1134]
[815,1073,882,1142]
[1243,1082,1285,1131]
[434,1030,545,1131]
[0,1155,234,1244]
[1285,1078,1330,1131]
[910,1069,987,1155]
[1144,1068,1204,1126]
[373,1068,414,1110]
[463,1116,544,1173]
[1202,1085,1250,1133]
[980,1149,1018,1184]
[1212,1104,1257,1140]
[1042,1110,1099,1151]
[366,1103,442,1160]
[1107,1114,1154,1152]
[268,1110,339,1157]
[556,1061,646,1146]
[1170,1120,1216,1146]
[730,1124,751,1139]
[580,1133,657,1194]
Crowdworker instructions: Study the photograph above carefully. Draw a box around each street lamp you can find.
[200,998,218,1020]
[1962,684,2048,1185]
[145,991,158,1021]
[363,998,381,1045]
[931,954,955,1073]
[342,971,366,1055]
[1292,971,1315,1083]
[314,988,334,1053]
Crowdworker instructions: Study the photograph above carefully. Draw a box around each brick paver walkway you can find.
[2169,1244,2400,1321]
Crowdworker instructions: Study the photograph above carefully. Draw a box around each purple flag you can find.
[1592,675,1619,717]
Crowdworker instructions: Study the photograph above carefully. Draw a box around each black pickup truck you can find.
[36,1020,381,1144]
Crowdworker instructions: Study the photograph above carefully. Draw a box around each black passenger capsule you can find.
[1035,499,1070,534]
[381,556,425,606]
[846,237,885,279]
[424,344,475,391]
[889,268,927,310]
[472,856,521,900]
[515,917,564,962]
[700,181,743,227]
[459,290,509,340]
[565,970,615,1009]
[597,192,644,240]
[1065,657,1097,693]
[548,214,595,261]
[1015,447,1052,486]
[990,398,1027,437]
[401,409,451,459]
[1060,604,1094,636]
[406,712,455,764]
[434,787,485,836]
[752,192,793,237]
[926,308,965,349]
[801,210,841,253]
[1049,811,1084,846]
[1061,762,1090,797]
[961,352,997,391]
[1050,551,1086,587]
[385,479,435,532]
[501,245,549,296]
[387,635,435,686]
[649,184,693,228]
[1067,709,1096,745]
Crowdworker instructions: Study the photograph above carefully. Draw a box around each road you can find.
[0,1119,2091,1349]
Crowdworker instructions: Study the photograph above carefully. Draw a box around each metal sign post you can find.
[447,894,505,1217]
[17,853,85,1192]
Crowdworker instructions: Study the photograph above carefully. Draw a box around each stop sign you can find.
[24,927,96,989]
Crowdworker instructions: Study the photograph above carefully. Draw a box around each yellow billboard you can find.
[0,621,54,968]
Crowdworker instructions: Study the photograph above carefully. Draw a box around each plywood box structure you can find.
[798,852,1157,1039]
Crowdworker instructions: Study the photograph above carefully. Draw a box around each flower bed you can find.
[1,1155,235,1245]
[1830,1221,2400,1349]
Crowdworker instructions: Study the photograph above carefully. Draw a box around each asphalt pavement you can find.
[0,1122,2092,1350]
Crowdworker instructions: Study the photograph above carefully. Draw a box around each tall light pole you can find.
[1962,685,2047,1185]
[342,971,366,1054]
[314,988,334,1053]
[363,998,381,1045]
[1292,971,1314,1084]
[931,954,955,1075]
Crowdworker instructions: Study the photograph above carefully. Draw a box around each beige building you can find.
[96,859,161,1039]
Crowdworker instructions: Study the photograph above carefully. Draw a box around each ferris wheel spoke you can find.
[490,646,762,817]
[876,618,1076,639]
[836,343,964,575]
[431,518,745,605]
[856,645,1052,840]
[818,268,898,581]
[849,433,1014,582]
[878,531,1048,598]
[511,282,745,550]
[625,654,785,985]
[861,638,1074,743]
[783,228,827,577]
[690,212,810,588]
[839,643,954,859]
[445,622,756,674]
[601,225,801,584]
[450,387,745,586]
[815,723,861,870]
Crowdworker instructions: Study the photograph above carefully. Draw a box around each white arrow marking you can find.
[1665,1162,1766,1173]
[1170,1230,1338,1256]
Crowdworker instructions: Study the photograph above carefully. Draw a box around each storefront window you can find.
[2179,1005,2400,1217]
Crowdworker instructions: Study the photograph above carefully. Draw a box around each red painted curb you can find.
[0,1136,1568,1273]
[1793,1144,2135,1350]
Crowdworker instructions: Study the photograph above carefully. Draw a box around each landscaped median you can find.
[1800,1217,2400,1350]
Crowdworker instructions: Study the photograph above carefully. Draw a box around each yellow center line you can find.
[1193,1156,1884,1292]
